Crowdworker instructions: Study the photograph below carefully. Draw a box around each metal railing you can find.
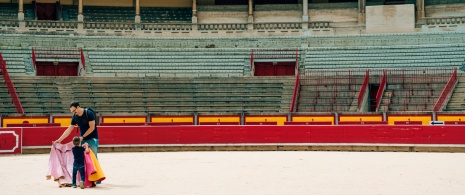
[0,53,24,114]
[433,67,458,111]
[375,70,387,112]
[357,70,369,110]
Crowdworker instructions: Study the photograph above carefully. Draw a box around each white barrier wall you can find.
[366,4,415,34]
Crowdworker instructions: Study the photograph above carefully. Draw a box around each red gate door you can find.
[36,62,78,76]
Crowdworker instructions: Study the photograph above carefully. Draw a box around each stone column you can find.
[192,0,198,31]
[78,0,84,21]
[247,0,254,31]
[302,0,308,30]
[358,0,366,25]
[77,0,84,31]
[18,0,24,20]
[416,0,425,23]
[135,0,140,23]
[18,0,25,30]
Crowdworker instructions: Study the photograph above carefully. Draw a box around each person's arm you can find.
[80,120,95,140]
[53,125,75,144]
[82,143,90,153]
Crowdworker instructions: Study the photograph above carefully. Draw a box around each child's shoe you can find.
[80,181,84,189]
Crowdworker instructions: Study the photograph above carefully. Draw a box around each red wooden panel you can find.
[245,122,277,125]
[445,121,465,125]
[338,121,388,125]
[394,121,423,125]
[7,123,61,127]
[57,63,78,76]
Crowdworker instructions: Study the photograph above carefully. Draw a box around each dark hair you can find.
[70,101,80,108]
[72,136,81,146]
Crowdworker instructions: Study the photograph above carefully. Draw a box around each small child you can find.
[71,136,89,189]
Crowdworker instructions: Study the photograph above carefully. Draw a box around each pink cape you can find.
[45,143,74,185]
[46,143,105,187]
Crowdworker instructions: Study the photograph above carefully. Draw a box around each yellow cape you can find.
[88,150,105,182]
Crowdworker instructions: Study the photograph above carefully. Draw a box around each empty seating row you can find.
[8,76,294,115]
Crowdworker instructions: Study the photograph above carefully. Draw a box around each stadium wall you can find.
[2,125,465,154]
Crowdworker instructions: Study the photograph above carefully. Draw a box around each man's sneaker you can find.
[72,184,77,188]
[80,181,85,189]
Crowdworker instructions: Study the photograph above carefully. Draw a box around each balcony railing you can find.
[0,19,334,34]
[0,19,19,27]
[425,16,465,25]
[254,22,302,30]
[198,23,247,31]
[26,20,77,29]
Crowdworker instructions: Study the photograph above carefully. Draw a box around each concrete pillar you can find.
[192,0,198,32]
[248,0,254,31]
[302,0,308,30]
[358,0,366,25]
[416,0,425,22]
[77,0,84,31]
[18,0,24,20]
[302,0,308,22]
[78,0,84,22]
[135,0,140,23]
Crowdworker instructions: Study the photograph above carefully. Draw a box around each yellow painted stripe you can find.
[245,116,287,125]
[103,117,146,123]
[339,116,383,122]
[437,115,465,122]
[387,116,431,125]
[54,117,72,127]
[151,117,193,123]
[291,116,334,125]
[2,118,49,127]
[199,116,240,123]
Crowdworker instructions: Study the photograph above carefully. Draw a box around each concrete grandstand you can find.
[1,0,465,154]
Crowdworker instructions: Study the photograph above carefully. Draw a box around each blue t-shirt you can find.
[71,109,98,140]
[72,146,86,167]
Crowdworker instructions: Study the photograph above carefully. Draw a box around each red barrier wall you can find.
[0,128,22,154]
[13,125,465,147]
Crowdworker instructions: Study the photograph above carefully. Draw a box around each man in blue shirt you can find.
[54,101,99,158]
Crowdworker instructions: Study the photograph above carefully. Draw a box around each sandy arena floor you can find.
[1,151,465,195]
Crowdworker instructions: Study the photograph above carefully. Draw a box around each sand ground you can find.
[1,151,465,195]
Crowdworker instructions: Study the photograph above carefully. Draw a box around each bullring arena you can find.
[2,0,465,194]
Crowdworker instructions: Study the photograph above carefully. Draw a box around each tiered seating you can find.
[297,71,364,112]
[34,47,81,62]
[11,77,65,114]
[0,76,17,115]
[444,73,465,111]
[0,3,18,19]
[378,71,450,112]
[9,76,294,115]
[304,44,465,70]
[0,3,34,20]
[0,47,31,76]
[62,6,133,22]
[140,7,191,23]
[61,6,191,23]
[61,5,78,21]
[87,48,249,77]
